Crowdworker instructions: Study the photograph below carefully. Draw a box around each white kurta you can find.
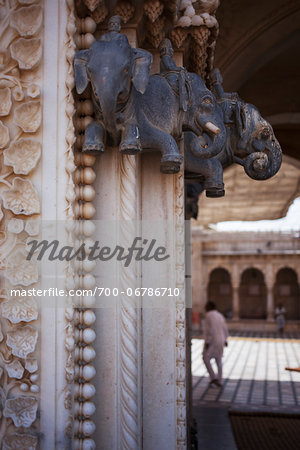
[203,310,229,382]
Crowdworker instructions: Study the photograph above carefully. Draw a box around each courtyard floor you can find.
[191,332,300,449]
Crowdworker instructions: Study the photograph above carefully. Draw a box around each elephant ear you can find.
[74,49,90,94]
[132,48,153,94]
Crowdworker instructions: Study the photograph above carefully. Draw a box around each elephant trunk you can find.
[95,74,121,135]
[190,129,226,159]
[99,91,118,135]
[243,139,282,180]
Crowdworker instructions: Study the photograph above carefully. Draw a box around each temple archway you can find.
[208,268,233,318]
[274,268,300,320]
[239,268,267,319]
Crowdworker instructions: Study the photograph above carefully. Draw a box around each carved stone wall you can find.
[0,0,222,447]
[0,1,43,447]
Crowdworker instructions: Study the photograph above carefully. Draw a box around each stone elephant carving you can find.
[74,15,153,155]
[184,69,282,198]
[74,25,226,174]
[127,39,227,173]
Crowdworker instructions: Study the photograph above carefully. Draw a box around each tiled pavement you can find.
[192,334,300,411]
[192,333,300,450]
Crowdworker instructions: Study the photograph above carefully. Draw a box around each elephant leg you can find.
[119,121,142,155]
[202,159,225,198]
[140,123,183,173]
[83,121,105,154]
[185,133,225,197]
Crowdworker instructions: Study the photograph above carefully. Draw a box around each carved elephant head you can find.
[210,68,282,180]
[184,73,227,160]
[234,102,282,180]
[74,33,152,136]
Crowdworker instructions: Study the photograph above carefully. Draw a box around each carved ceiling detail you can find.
[75,0,220,80]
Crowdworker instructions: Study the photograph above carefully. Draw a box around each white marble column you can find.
[91,34,187,450]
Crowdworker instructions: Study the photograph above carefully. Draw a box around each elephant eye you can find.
[261,127,270,139]
[203,96,213,104]
[124,66,129,74]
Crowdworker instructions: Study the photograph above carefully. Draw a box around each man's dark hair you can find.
[205,301,216,311]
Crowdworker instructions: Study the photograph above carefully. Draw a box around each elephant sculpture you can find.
[184,68,282,199]
[74,15,153,155]
[74,21,226,174]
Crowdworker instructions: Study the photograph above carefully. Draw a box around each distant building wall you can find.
[192,230,300,324]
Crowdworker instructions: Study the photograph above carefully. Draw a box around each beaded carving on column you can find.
[174,162,186,449]
[72,9,97,450]
[0,1,43,447]
[64,0,78,442]
[119,154,140,450]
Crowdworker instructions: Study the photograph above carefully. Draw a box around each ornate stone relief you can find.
[2,297,38,324]
[0,121,10,148]
[14,101,41,133]
[3,139,41,175]
[10,5,43,37]
[2,178,40,216]
[0,0,43,447]
[10,38,42,71]
[3,396,38,427]
[0,88,12,116]
[2,432,38,450]
[175,165,187,449]
[71,5,98,448]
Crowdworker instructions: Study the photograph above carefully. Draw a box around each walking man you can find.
[203,301,229,387]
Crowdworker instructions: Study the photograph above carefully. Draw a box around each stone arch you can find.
[207,267,233,318]
[239,267,267,319]
[274,267,300,320]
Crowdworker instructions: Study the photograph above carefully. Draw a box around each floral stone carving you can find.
[3,396,38,428]
[4,139,41,175]
[0,120,9,148]
[10,38,42,70]
[14,101,41,133]
[2,178,40,215]
[6,326,38,359]
[27,84,40,99]
[3,433,38,450]
[24,220,40,236]
[5,360,24,379]
[5,249,38,286]
[25,358,38,373]
[0,88,12,116]
[10,6,43,37]
[7,218,24,234]
[2,297,38,324]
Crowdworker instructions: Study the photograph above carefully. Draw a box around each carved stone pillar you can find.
[232,265,240,320]
[265,264,275,321]
[191,239,203,311]
[232,285,240,320]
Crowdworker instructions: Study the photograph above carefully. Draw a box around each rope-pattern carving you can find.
[174,166,187,449]
[119,154,139,450]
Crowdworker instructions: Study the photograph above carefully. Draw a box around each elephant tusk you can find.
[204,122,221,135]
